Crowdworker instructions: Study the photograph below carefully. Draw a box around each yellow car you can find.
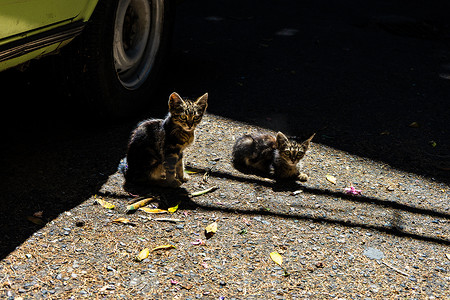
[0,0,174,116]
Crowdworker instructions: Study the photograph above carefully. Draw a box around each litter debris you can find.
[344,186,362,195]
[191,239,205,245]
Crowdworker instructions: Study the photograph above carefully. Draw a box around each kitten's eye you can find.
[180,115,187,121]
[284,150,290,155]
[193,115,201,121]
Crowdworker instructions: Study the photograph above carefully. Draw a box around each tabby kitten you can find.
[232,132,314,181]
[125,92,208,187]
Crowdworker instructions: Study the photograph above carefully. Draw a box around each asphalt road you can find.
[1,0,449,270]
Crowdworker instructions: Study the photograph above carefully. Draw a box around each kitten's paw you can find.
[180,173,191,182]
[298,173,309,182]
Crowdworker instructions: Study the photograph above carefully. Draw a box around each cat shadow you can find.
[190,168,450,245]
[122,183,197,210]
[206,168,305,192]
[192,199,450,246]
[206,168,450,219]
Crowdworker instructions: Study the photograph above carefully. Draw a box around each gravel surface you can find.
[1,0,450,298]
[1,114,448,299]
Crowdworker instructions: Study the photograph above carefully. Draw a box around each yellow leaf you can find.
[446,253,450,261]
[168,202,180,213]
[139,207,168,214]
[325,174,337,185]
[112,218,135,226]
[126,197,154,212]
[184,170,199,174]
[94,196,115,209]
[205,222,218,236]
[151,244,176,252]
[270,251,283,266]
[135,248,150,262]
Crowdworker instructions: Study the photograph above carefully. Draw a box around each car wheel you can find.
[67,0,174,117]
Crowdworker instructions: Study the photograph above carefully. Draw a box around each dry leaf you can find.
[126,197,154,212]
[270,251,283,266]
[205,221,218,234]
[184,170,199,174]
[139,207,168,214]
[94,196,115,209]
[446,253,450,261]
[135,248,150,262]
[205,221,218,239]
[112,218,135,226]
[191,186,219,197]
[27,216,45,225]
[33,211,43,218]
[168,202,180,213]
[326,174,337,184]
[409,121,420,128]
[151,244,176,252]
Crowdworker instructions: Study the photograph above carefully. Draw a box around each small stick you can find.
[154,218,184,223]
[190,186,219,197]
[382,260,410,277]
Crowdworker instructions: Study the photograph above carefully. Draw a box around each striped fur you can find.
[232,131,314,181]
[125,92,208,187]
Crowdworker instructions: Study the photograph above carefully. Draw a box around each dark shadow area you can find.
[160,0,450,183]
[117,185,194,211]
[0,58,143,259]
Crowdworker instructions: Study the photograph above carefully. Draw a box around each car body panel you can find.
[0,0,99,71]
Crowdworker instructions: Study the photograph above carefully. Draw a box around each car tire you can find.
[67,0,174,117]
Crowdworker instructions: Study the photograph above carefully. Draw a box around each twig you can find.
[190,186,219,197]
[382,260,410,277]
[154,218,184,223]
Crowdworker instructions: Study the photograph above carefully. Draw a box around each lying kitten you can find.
[232,132,315,181]
[125,92,208,187]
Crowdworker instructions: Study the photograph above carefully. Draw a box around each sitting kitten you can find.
[125,92,208,187]
[232,132,314,181]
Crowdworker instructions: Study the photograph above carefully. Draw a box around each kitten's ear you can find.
[302,133,316,150]
[168,92,184,111]
[195,93,208,111]
[276,132,288,148]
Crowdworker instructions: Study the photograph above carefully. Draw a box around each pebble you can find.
[363,247,384,260]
